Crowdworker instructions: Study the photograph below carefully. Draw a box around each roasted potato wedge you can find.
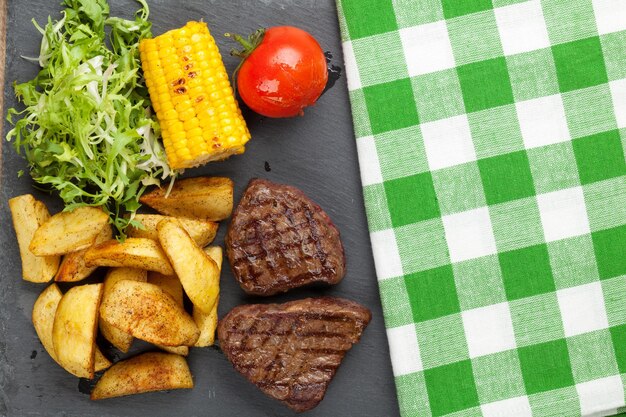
[192,304,218,348]
[193,247,222,347]
[84,238,174,275]
[99,268,147,353]
[148,272,188,356]
[52,283,103,379]
[30,206,109,256]
[32,283,64,361]
[148,272,183,306]
[33,283,110,371]
[100,280,199,346]
[204,246,223,267]
[140,177,233,221]
[94,350,112,372]
[9,195,60,283]
[90,352,193,400]
[157,219,219,314]
[157,345,189,356]
[129,214,218,247]
[55,224,113,282]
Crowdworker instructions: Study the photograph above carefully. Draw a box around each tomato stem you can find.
[225,34,253,56]
[224,29,266,97]
[225,29,265,60]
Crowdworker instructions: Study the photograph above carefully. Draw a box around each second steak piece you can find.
[218,297,372,412]
[226,179,346,296]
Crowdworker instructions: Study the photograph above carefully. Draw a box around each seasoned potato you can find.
[192,304,218,348]
[32,284,64,361]
[9,195,60,283]
[100,280,199,346]
[157,344,189,356]
[52,284,103,379]
[84,238,174,275]
[148,272,189,356]
[128,214,218,247]
[90,352,193,400]
[29,206,109,256]
[55,224,113,282]
[94,350,112,372]
[33,283,110,372]
[157,219,219,314]
[99,268,147,353]
[140,177,233,221]
[148,272,183,306]
[204,246,222,270]
[194,247,222,347]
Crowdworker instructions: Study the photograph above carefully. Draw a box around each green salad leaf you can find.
[6,0,173,239]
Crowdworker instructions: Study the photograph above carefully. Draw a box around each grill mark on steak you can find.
[226,179,346,296]
[227,329,353,338]
[304,208,329,271]
[218,297,371,413]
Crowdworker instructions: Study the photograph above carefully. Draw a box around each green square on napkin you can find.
[337,0,626,415]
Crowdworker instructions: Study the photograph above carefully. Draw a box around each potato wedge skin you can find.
[140,177,233,221]
[84,238,174,275]
[193,302,218,347]
[55,225,113,282]
[148,272,183,306]
[99,268,147,353]
[30,206,109,256]
[32,283,63,361]
[52,283,103,379]
[204,246,223,266]
[33,283,111,372]
[94,350,112,372]
[194,247,222,347]
[157,345,189,356]
[158,219,219,314]
[129,214,218,247]
[90,352,193,400]
[100,281,199,346]
[9,195,60,283]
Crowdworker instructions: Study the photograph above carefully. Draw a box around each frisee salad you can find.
[6,0,174,238]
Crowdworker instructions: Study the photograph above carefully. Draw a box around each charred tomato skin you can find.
[236,26,328,118]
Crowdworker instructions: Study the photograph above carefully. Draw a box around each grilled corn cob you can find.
[139,21,251,170]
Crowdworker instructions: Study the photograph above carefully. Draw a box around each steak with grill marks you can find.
[217,297,371,412]
[226,179,346,296]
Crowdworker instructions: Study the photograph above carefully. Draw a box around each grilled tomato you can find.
[227,26,328,118]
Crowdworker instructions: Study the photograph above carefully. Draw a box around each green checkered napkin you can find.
[335,0,626,415]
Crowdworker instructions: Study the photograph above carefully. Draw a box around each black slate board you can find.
[0,0,400,416]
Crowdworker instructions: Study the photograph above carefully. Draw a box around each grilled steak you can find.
[218,297,371,412]
[226,179,346,296]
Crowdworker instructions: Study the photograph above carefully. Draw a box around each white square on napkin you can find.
[577,376,625,415]
[495,0,551,56]
[516,94,571,150]
[400,21,456,77]
[462,302,516,358]
[386,324,423,375]
[421,115,476,171]
[537,186,590,242]
[443,207,498,263]
[557,281,609,337]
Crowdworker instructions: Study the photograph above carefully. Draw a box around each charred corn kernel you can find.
[140,21,250,169]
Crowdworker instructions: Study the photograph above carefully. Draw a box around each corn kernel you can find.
[178,108,195,121]
[184,118,200,130]
[188,127,203,138]
[162,109,178,120]
[160,101,174,113]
